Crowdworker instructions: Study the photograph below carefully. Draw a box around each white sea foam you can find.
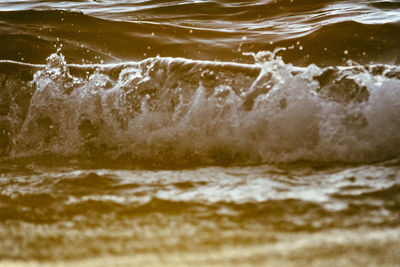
[4,51,400,164]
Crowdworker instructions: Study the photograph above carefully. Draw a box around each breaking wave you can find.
[1,50,400,166]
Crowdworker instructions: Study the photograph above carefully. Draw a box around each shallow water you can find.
[0,0,400,266]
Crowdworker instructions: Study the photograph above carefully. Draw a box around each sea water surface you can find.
[0,0,400,266]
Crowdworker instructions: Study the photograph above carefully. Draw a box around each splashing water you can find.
[0,50,399,166]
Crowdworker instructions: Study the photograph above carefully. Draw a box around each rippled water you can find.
[0,0,400,266]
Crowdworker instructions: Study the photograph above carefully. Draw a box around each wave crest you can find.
[1,51,400,166]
